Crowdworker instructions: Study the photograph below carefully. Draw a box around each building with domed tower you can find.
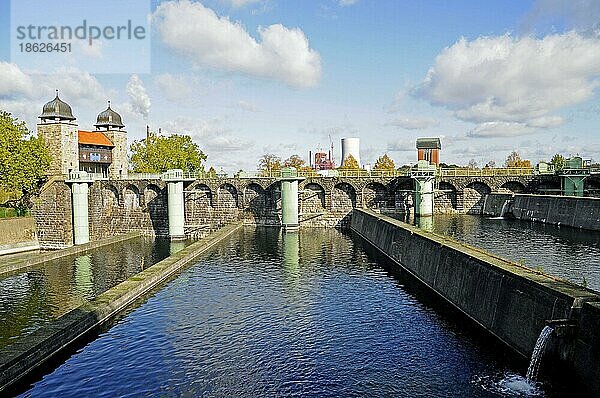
[37,92,128,179]
[37,91,80,176]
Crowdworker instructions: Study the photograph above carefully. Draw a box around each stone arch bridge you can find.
[34,172,563,247]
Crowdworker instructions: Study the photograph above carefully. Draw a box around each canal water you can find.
[423,215,600,292]
[0,237,178,349]
[19,228,575,397]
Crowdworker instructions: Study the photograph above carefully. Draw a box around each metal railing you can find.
[439,167,535,177]
[64,166,542,182]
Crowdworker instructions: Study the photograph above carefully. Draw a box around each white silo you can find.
[341,137,361,167]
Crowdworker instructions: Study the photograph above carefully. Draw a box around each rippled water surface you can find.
[0,237,177,348]
[19,228,575,397]
[425,215,600,291]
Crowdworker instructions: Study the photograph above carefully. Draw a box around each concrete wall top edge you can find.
[354,208,600,302]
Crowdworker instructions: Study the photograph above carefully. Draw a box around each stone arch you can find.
[532,180,561,195]
[585,177,600,198]
[244,183,267,223]
[102,184,119,208]
[218,183,238,208]
[303,182,326,210]
[185,183,213,228]
[144,184,162,203]
[500,181,526,193]
[144,184,167,234]
[124,184,140,210]
[462,181,491,214]
[333,182,357,210]
[192,183,213,207]
[436,181,457,212]
[391,178,413,213]
[363,182,387,210]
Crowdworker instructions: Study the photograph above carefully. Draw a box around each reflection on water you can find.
[0,237,176,348]
[424,214,600,291]
[19,227,576,397]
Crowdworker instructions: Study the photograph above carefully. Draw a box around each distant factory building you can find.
[416,137,441,166]
[341,137,361,166]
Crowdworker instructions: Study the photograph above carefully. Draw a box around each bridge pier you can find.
[411,161,437,217]
[280,168,304,231]
[67,172,94,245]
[164,169,186,240]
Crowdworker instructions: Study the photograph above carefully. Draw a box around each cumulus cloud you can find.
[236,100,259,112]
[155,73,192,102]
[0,62,34,98]
[0,62,111,127]
[413,32,600,136]
[221,0,262,7]
[467,122,536,138]
[386,115,439,130]
[387,139,415,152]
[161,116,253,153]
[126,74,151,119]
[153,0,322,88]
[523,0,600,32]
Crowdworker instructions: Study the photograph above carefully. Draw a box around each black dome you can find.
[40,91,76,121]
[95,101,125,129]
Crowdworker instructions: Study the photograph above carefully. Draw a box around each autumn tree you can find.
[258,153,282,173]
[130,134,206,173]
[283,155,305,169]
[339,154,360,169]
[373,154,395,171]
[0,111,50,209]
[484,160,496,168]
[550,153,566,171]
[505,151,531,168]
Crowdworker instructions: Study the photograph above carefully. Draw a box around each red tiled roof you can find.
[78,130,114,147]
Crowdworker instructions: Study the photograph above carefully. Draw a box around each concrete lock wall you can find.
[483,193,600,232]
[350,209,600,396]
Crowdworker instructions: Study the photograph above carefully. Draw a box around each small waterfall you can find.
[526,326,554,382]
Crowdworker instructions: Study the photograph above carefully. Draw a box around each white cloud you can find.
[155,73,193,102]
[386,115,439,130]
[0,63,111,128]
[126,74,151,119]
[467,122,536,138]
[221,0,263,7]
[236,100,259,112]
[153,0,322,88]
[339,0,359,6]
[413,32,600,136]
[524,0,600,32]
[387,139,415,152]
[161,116,253,153]
[0,62,33,98]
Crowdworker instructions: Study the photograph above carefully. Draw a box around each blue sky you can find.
[1,0,600,171]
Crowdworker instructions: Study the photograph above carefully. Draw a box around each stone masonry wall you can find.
[32,180,73,248]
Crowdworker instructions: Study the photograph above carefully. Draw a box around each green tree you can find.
[339,154,360,170]
[373,154,395,171]
[0,111,50,209]
[258,153,282,172]
[550,153,566,171]
[130,134,206,173]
